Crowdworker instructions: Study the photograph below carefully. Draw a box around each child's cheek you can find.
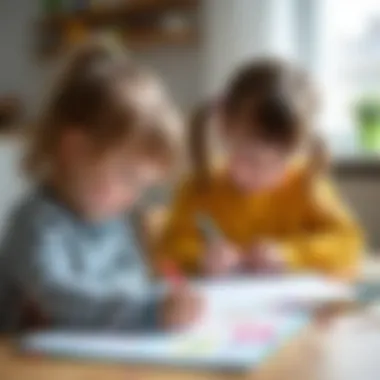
[232,161,253,182]
[254,169,284,190]
[121,188,139,209]
[103,184,140,213]
[234,164,262,190]
[235,169,274,191]
[84,179,119,211]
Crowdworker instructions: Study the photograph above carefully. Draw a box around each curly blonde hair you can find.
[25,38,182,180]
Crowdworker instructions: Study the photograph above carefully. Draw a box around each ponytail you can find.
[189,102,214,183]
[306,134,330,179]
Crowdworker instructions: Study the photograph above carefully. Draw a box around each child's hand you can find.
[203,240,241,277]
[160,287,203,330]
[244,242,286,274]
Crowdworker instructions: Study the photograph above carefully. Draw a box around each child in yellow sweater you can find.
[158,59,363,278]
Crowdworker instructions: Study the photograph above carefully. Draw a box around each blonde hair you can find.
[25,38,182,180]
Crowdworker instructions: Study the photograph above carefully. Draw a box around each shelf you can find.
[125,29,198,50]
[37,0,201,57]
[41,0,200,27]
[36,28,198,60]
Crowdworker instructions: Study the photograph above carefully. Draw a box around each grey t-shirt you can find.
[0,188,163,331]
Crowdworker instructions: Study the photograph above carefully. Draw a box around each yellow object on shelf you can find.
[90,0,107,10]
[65,20,88,46]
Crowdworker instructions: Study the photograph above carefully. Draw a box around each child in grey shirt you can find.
[0,40,200,332]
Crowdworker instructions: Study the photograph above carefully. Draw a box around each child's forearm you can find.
[278,230,363,275]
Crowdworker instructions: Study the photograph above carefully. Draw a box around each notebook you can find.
[18,276,351,372]
[19,313,309,372]
[192,275,353,324]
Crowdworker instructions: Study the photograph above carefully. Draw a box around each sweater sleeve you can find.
[155,182,205,275]
[1,204,164,331]
[278,177,364,278]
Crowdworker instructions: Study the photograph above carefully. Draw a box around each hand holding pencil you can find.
[160,287,203,331]
[244,241,286,274]
[159,260,204,330]
[197,214,241,277]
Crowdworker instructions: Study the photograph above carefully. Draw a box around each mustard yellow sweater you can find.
[157,166,363,277]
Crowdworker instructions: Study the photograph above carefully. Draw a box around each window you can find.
[305,0,380,154]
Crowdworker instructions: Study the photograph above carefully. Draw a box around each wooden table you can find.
[0,329,319,380]
[2,299,370,380]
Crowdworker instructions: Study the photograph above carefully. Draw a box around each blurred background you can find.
[0,0,380,251]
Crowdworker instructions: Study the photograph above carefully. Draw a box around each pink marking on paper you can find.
[233,323,274,344]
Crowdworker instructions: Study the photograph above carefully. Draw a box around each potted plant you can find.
[355,96,380,152]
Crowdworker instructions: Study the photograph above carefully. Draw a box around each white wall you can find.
[0,0,46,115]
[137,48,201,112]
[0,138,28,237]
[201,0,298,95]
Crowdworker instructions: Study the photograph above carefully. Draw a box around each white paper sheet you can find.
[320,312,380,380]
[19,276,351,371]
[19,313,308,372]
[189,275,353,332]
